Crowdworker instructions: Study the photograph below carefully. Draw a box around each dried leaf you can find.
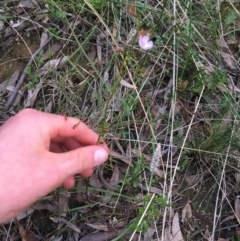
[112,135,125,155]
[109,165,120,187]
[32,202,57,213]
[203,225,210,241]
[88,43,96,61]
[220,214,235,224]
[195,61,214,75]
[150,143,162,173]
[172,212,184,241]
[15,218,26,241]
[144,227,156,241]
[6,86,23,95]
[110,150,133,167]
[99,165,119,191]
[181,201,192,223]
[80,228,125,241]
[120,79,136,89]
[89,174,103,188]
[38,58,61,75]
[15,218,39,241]
[40,32,48,48]
[24,231,39,241]
[38,56,68,76]
[146,87,169,97]
[153,167,164,177]
[40,43,62,61]
[138,29,149,37]
[77,178,87,202]
[132,149,151,162]
[138,183,163,195]
[24,81,42,107]
[219,36,236,71]
[128,3,137,16]
[236,172,240,191]
[157,104,167,116]
[18,0,35,8]
[58,190,70,217]
[52,237,62,241]
[0,70,20,92]
[228,75,240,94]
[110,95,121,111]
[85,223,109,232]
[50,217,81,233]
[45,101,52,113]
[203,95,220,113]
[0,21,4,31]
[185,174,202,187]
[110,28,117,40]
[204,65,215,75]
[235,196,240,223]
[236,226,240,236]
[8,70,20,86]
[96,35,102,61]
[164,227,173,241]
[164,78,173,104]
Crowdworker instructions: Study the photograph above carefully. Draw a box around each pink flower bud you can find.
[114,46,124,52]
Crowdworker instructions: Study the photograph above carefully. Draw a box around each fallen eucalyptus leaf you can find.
[120,79,136,89]
[219,36,236,71]
[181,201,192,223]
[80,228,125,241]
[144,227,156,241]
[38,56,68,76]
[15,218,39,241]
[172,212,184,241]
[0,70,20,93]
[89,174,103,188]
[235,196,240,222]
[58,190,70,217]
[99,165,120,191]
[40,32,48,48]
[110,150,132,167]
[40,43,62,61]
[18,0,35,8]
[85,223,109,232]
[50,217,81,233]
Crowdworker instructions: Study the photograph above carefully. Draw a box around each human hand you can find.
[0,109,109,223]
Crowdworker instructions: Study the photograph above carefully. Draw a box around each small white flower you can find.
[138,35,153,50]
[10,19,23,28]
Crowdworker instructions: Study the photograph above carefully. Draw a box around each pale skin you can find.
[0,109,109,223]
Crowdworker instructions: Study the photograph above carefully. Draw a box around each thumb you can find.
[52,146,109,179]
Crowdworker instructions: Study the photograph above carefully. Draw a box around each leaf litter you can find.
[181,200,192,223]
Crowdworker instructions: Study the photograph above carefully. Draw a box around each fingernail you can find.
[94,148,108,164]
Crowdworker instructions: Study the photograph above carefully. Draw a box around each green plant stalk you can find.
[97,54,131,143]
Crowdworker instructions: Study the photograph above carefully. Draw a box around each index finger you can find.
[17,109,100,145]
[46,113,99,145]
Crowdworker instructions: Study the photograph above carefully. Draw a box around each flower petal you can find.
[142,41,153,50]
[138,36,145,48]
[138,35,153,50]
[142,35,150,43]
